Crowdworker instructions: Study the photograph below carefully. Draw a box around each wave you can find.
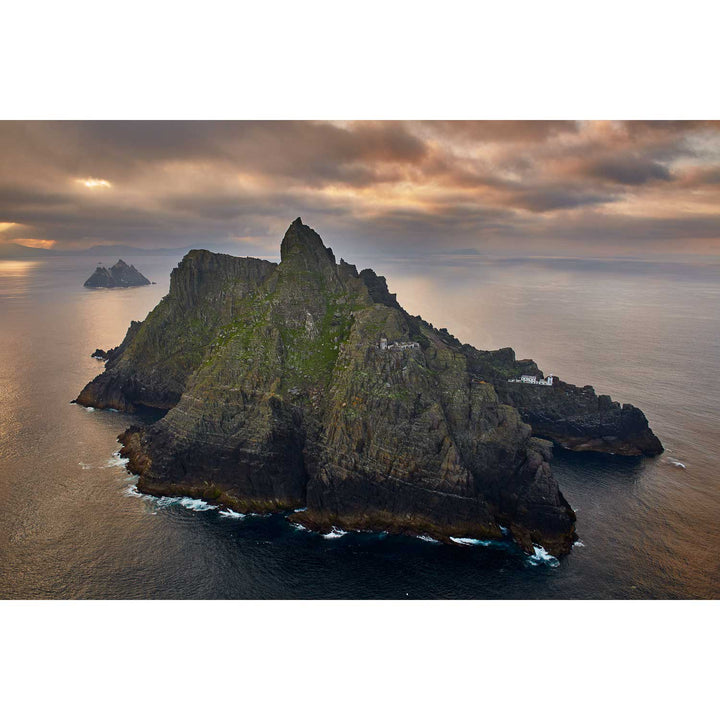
[291,522,311,532]
[450,536,495,546]
[122,484,218,513]
[106,452,129,468]
[322,527,347,539]
[416,534,440,543]
[663,455,687,469]
[78,462,92,470]
[85,407,95,412]
[178,497,218,512]
[574,539,586,548]
[218,508,245,519]
[526,545,560,568]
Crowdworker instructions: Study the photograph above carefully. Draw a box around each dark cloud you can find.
[582,155,672,185]
[507,186,617,212]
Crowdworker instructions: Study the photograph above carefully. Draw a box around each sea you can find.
[1,251,718,599]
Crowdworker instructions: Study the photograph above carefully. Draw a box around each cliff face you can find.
[77,219,658,555]
[77,251,276,411]
[83,259,152,288]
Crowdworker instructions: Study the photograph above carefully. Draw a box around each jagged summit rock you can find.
[76,219,663,556]
[83,259,152,288]
[280,217,337,271]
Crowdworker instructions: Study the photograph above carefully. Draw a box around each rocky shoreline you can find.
[79,219,662,557]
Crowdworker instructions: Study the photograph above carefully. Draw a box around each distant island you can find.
[84,259,152,288]
[76,219,662,557]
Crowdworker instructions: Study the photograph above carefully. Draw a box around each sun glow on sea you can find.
[0,260,39,277]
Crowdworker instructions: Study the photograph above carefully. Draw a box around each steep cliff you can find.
[77,219,660,555]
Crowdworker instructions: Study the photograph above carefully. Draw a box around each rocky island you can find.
[83,259,152,288]
[77,219,662,556]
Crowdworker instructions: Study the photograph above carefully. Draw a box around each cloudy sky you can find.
[2,120,720,258]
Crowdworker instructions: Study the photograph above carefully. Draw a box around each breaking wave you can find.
[219,508,245,519]
[122,483,218,513]
[417,534,440,543]
[177,497,217,512]
[85,407,95,412]
[450,536,495,546]
[526,545,560,568]
[106,452,129,468]
[322,527,347,539]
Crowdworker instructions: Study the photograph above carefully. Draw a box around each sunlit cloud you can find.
[78,177,112,189]
[15,238,56,249]
[0,222,17,233]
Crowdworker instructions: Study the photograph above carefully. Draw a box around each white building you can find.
[508,374,554,386]
[378,338,419,350]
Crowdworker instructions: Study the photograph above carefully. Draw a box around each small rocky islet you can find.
[76,219,662,557]
[83,259,152,288]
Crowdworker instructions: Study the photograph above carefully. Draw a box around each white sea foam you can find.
[123,486,218,513]
[293,507,308,513]
[574,539,586,548]
[178,497,217,512]
[219,508,245,519]
[291,522,311,532]
[417,534,440,543]
[85,406,95,412]
[527,545,560,568]
[78,462,91,470]
[106,452,129,468]
[664,456,687,469]
[450,536,494,546]
[322,527,347,539]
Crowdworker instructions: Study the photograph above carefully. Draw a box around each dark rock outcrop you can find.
[84,259,152,288]
[461,346,663,456]
[91,345,122,362]
[77,218,660,555]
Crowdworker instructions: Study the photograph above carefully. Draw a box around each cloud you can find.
[582,155,672,185]
[0,120,719,256]
[506,186,617,212]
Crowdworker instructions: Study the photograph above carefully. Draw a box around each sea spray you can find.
[526,545,560,568]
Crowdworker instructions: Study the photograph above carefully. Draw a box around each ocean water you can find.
[0,252,718,599]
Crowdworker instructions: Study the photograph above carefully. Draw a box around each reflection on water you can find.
[0,261,40,301]
[0,253,718,598]
[0,260,39,276]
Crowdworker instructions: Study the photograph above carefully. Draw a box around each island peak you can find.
[76,220,663,557]
[83,258,152,288]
